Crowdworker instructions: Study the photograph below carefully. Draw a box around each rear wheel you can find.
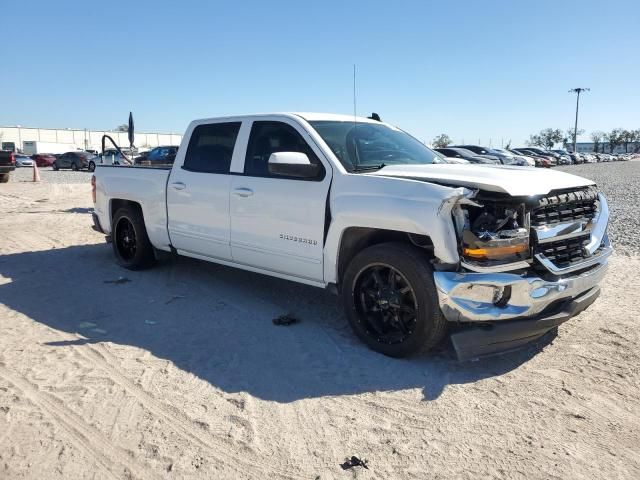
[0,173,9,183]
[88,161,96,172]
[112,206,156,270]
[342,242,447,357]
[52,162,59,171]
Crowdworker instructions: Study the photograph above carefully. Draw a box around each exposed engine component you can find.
[455,199,530,263]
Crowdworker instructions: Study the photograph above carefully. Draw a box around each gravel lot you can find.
[556,160,640,256]
[11,166,93,184]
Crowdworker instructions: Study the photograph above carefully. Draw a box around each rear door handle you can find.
[171,182,186,190]
[233,187,254,197]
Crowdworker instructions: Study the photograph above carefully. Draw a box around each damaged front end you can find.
[453,193,531,272]
[434,187,612,361]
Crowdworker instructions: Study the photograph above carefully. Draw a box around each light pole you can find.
[569,87,589,153]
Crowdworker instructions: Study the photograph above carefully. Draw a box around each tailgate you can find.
[0,152,13,166]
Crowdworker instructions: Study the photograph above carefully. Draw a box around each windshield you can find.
[309,121,444,171]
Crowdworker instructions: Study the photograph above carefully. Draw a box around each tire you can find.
[341,242,447,358]
[71,162,79,171]
[0,173,9,183]
[88,161,96,172]
[52,162,59,171]
[111,206,156,270]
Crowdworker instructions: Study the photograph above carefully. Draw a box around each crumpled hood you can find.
[365,164,595,196]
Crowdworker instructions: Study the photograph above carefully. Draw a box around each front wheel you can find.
[112,206,156,270]
[71,162,79,171]
[88,161,96,172]
[52,162,59,171]
[341,242,447,357]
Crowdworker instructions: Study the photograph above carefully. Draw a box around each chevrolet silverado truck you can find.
[91,113,612,360]
[0,150,16,183]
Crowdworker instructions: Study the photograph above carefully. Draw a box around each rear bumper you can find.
[0,166,16,173]
[92,212,112,242]
[92,212,105,234]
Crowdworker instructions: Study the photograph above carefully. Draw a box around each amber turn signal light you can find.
[463,244,527,260]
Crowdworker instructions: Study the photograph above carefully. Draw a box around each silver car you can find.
[15,155,35,167]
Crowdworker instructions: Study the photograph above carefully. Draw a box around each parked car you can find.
[32,153,57,167]
[0,150,16,183]
[511,148,553,167]
[134,146,179,166]
[517,147,559,166]
[550,150,572,165]
[449,145,503,163]
[434,147,498,164]
[568,152,582,164]
[15,155,35,167]
[92,112,611,361]
[89,148,134,172]
[53,151,93,171]
[489,148,530,166]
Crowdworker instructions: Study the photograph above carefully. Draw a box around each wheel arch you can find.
[110,199,144,229]
[335,227,435,290]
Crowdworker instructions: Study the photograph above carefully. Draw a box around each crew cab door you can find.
[229,119,331,283]
[166,121,243,261]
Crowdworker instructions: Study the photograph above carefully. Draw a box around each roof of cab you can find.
[191,112,381,125]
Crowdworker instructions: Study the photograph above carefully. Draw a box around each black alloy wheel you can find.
[111,206,156,270]
[353,263,418,345]
[341,242,447,357]
[115,217,137,261]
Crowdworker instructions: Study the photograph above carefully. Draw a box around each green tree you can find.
[431,133,452,148]
[620,129,639,153]
[563,128,585,149]
[590,131,605,153]
[528,128,563,149]
[605,128,624,153]
[115,124,129,132]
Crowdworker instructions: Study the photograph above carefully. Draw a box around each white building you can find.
[0,126,182,153]
[573,141,640,154]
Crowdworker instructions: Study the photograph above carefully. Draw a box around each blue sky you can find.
[1,0,638,146]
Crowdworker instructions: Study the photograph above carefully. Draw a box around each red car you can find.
[32,153,57,167]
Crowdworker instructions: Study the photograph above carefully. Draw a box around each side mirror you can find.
[268,151,320,179]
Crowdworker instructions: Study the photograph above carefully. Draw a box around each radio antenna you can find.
[353,64,357,123]
[352,64,360,170]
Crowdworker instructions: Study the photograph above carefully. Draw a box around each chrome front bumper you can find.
[433,253,610,323]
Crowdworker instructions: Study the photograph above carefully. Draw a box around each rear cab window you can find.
[183,122,242,174]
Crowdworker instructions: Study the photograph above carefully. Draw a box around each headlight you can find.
[455,202,530,264]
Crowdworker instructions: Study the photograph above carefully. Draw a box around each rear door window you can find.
[183,122,241,174]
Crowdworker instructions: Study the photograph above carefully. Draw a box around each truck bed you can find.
[93,165,172,249]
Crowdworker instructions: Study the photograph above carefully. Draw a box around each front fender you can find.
[323,174,467,284]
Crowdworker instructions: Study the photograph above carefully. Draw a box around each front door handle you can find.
[233,187,254,197]
[171,182,186,190]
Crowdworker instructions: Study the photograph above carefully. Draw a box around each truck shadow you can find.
[0,244,552,402]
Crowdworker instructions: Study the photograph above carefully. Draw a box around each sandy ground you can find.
[0,178,639,480]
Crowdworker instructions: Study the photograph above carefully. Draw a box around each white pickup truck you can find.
[91,113,612,360]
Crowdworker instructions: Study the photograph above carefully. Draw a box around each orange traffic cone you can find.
[33,161,41,182]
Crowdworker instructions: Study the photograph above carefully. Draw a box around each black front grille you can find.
[531,188,598,227]
[535,234,590,268]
